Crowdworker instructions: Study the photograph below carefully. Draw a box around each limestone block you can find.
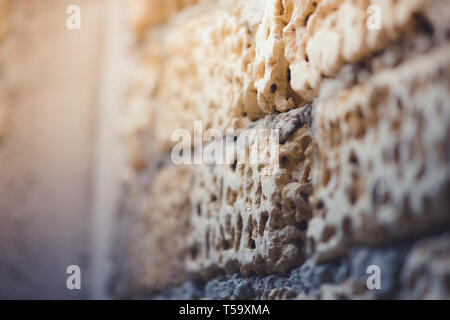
[150,0,450,149]
[400,234,450,300]
[186,106,313,278]
[155,0,265,149]
[120,0,450,296]
[284,0,450,101]
[253,0,304,114]
[309,44,450,262]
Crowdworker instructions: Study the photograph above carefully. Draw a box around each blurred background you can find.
[0,0,126,299]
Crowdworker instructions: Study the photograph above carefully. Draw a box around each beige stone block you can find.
[309,44,450,262]
[154,0,265,150]
[147,0,450,149]
[187,106,313,278]
[284,0,450,101]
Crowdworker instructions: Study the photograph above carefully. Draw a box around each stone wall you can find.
[0,0,447,300]
[115,0,450,299]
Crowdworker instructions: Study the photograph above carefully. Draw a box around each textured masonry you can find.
[1,0,448,300]
[309,42,450,262]
[187,106,313,278]
[117,0,450,298]
[154,0,264,149]
[152,231,450,300]
[151,0,450,149]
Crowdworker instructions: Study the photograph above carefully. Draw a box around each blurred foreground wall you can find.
[0,0,125,299]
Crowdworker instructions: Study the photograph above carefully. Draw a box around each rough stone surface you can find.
[283,0,450,101]
[309,43,450,262]
[152,231,450,300]
[155,0,265,149]
[118,0,450,300]
[141,0,450,149]
[187,106,313,279]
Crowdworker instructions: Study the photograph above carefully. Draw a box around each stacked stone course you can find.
[115,0,450,299]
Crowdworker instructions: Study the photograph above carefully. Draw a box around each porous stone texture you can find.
[154,0,265,149]
[283,0,450,101]
[118,0,450,300]
[309,43,450,262]
[153,232,450,300]
[146,0,450,149]
[187,106,313,279]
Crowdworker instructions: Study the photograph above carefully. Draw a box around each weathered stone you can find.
[187,107,313,279]
[154,0,264,149]
[145,0,450,149]
[119,0,450,300]
[151,232,448,300]
[309,43,450,262]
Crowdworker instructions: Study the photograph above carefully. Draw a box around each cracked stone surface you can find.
[152,231,443,300]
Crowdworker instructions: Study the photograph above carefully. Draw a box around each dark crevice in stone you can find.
[147,228,450,300]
